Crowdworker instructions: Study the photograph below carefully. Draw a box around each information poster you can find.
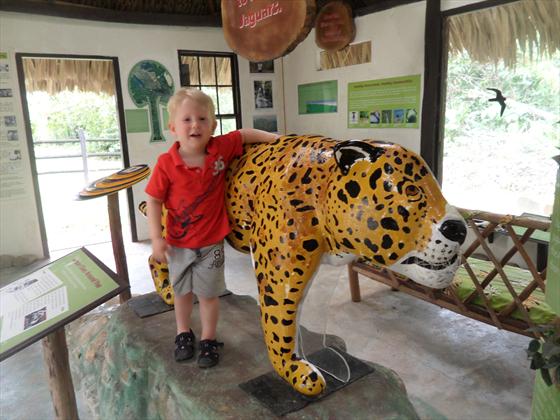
[298,80,338,114]
[0,248,123,360]
[348,74,421,128]
[0,51,28,201]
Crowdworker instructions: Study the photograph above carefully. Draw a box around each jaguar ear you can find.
[333,140,386,175]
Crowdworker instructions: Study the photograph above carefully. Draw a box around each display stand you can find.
[0,248,126,418]
[77,164,150,303]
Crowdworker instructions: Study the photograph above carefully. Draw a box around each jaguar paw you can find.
[284,359,326,397]
[148,254,174,305]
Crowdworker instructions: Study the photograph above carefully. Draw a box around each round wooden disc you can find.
[315,0,355,52]
[78,164,151,200]
[221,0,317,62]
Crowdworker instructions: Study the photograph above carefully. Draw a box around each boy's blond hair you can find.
[167,88,216,122]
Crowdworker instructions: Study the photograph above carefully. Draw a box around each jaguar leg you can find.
[253,244,326,397]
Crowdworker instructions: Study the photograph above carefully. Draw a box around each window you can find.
[439,1,559,218]
[177,51,241,135]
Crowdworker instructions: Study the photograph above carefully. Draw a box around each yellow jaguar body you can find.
[225,135,465,396]
[142,134,466,397]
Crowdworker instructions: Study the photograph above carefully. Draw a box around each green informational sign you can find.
[348,74,421,129]
[298,80,338,114]
[545,160,559,313]
[128,60,174,143]
[0,248,123,360]
[125,109,150,133]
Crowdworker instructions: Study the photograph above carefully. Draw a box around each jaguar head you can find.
[325,140,466,289]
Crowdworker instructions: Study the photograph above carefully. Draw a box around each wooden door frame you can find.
[15,52,136,258]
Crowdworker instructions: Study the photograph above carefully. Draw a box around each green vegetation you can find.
[442,50,559,217]
[28,91,120,157]
[445,51,559,143]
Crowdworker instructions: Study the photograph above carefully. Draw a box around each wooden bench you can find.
[347,208,555,338]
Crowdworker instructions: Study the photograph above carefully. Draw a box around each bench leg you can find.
[348,264,361,302]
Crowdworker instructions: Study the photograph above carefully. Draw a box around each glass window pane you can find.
[180,56,199,86]
[215,119,222,136]
[218,87,234,114]
[201,86,218,115]
[216,57,232,85]
[221,117,237,133]
[199,57,216,85]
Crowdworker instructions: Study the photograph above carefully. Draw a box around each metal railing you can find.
[34,129,121,182]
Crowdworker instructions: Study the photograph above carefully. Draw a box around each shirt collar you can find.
[169,138,218,167]
[169,142,184,167]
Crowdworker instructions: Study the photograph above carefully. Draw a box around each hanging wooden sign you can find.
[315,0,356,52]
[221,0,316,62]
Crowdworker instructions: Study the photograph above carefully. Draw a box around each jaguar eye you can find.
[405,185,420,197]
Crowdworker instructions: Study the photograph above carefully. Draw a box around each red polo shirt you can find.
[145,131,243,248]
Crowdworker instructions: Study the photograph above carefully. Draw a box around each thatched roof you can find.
[23,58,116,96]
[448,0,560,67]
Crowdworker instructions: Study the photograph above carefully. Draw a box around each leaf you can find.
[542,341,560,358]
[543,356,560,369]
[540,368,552,387]
[531,353,545,369]
[528,339,541,354]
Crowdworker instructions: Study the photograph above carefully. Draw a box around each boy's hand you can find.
[151,237,169,263]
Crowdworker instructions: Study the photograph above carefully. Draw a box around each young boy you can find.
[145,88,278,368]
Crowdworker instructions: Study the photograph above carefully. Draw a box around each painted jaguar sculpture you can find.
[141,134,467,397]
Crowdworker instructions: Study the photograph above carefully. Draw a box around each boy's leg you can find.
[191,242,225,368]
[174,292,196,362]
[198,296,219,340]
[168,246,198,362]
[174,292,194,334]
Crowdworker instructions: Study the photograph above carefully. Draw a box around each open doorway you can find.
[16,54,133,256]
[440,1,559,218]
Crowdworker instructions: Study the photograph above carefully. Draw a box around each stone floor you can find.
[0,238,535,419]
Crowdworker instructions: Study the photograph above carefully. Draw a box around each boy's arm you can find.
[239,128,279,144]
[146,195,168,263]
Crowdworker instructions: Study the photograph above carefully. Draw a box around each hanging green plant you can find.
[527,321,560,387]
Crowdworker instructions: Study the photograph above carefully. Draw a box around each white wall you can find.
[0,11,287,254]
[282,1,427,152]
[0,47,43,258]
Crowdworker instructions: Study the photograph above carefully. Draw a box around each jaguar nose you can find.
[440,219,467,244]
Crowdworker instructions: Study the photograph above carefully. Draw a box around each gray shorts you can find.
[167,242,225,298]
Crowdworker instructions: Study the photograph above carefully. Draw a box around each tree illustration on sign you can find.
[128,60,174,142]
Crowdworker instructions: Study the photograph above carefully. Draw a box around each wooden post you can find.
[348,263,361,302]
[107,193,131,302]
[42,328,79,420]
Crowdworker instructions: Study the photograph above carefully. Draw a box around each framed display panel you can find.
[348,75,421,128]
[0,247,125,361]
[298,80,338,114]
